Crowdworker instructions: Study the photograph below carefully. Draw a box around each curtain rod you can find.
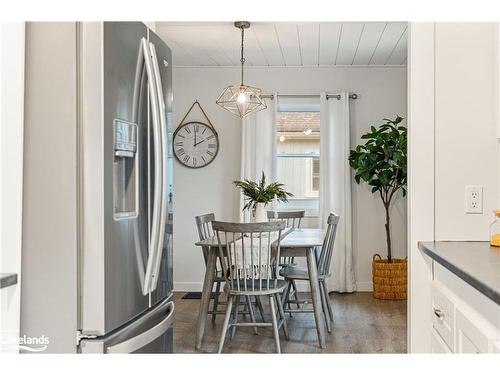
[260,93,358,100]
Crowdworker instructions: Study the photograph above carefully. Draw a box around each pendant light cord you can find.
[240,26,245,86]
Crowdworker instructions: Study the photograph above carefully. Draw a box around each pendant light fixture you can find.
[216,21,266,118]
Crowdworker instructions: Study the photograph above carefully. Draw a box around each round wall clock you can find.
[173,121,219,168]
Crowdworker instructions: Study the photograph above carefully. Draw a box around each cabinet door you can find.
[455,309,489,353]
[431,328,452,353]
[431,282,455,351]
[492,340,500,353]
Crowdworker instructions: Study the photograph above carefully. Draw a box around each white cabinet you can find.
[0,283,20,353]
[430,262,500,354]
[431,282,455,350]
[455,309,489,353]
[431,328,452,353]
[492,340,500,353]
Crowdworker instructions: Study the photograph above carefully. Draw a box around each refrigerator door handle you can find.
[105,301,175,353]
[148,41,168,292]
[140,37,163,295]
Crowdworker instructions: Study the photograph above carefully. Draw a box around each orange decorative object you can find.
[490,210,500,247]
[490,234,500,247]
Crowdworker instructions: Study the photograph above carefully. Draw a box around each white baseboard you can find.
[356,281,373,292]
[174,281,374,293]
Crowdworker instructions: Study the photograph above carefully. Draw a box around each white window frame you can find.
[311,157,320,193]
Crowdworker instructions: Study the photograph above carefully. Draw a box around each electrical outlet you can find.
[465,185,483,214]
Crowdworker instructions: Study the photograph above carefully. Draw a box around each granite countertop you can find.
[0,273,18,289]
[418,241,500,305]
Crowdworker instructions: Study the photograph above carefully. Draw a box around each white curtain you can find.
[239,93,278,222]
[319,92,356,293]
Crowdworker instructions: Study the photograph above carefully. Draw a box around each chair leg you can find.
[212,281,221,322]
[274,293,289,340]
[231,295,240,340]
[269,295,281,354]
[321,281,334,323]
[246,295,258,335]
[292,280,300,304]
[319,280,332,333]
[218,295,233,354]
[255,296,265,321]
[282,281,293,317]
[290,280,300,317]
[241,299,248,319]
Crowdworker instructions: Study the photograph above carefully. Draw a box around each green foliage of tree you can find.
[348,116,407,262]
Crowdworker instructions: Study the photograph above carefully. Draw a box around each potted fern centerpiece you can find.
[348,116,407,300]
[233,172,293,222]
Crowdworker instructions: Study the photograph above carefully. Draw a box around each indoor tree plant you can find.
[233,172,293,222]
[348,116,407,300]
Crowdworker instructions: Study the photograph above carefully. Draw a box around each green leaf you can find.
[233,172,293,211]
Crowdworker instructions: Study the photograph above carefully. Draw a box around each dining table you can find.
[194,227,327,350]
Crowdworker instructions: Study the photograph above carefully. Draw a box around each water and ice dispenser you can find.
[113,119,138,219]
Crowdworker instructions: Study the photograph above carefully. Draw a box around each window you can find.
[276,101,320,216]
[311,157,320,192]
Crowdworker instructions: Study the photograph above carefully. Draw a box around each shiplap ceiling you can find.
[156,22,408,67]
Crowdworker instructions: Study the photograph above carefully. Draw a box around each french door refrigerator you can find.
[21,22,174,353]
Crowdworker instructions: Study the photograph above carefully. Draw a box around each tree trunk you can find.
[384,203,392,262]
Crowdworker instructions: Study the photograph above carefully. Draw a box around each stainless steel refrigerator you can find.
[21,22,174,353]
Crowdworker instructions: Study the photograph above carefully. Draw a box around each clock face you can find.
[173,122,219,168]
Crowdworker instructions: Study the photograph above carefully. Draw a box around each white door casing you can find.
[407,22,435,353]
[0,22,25,354]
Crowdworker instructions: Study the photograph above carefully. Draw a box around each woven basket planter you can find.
[372,254,407,300]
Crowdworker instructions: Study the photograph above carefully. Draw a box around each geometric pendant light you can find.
[216,21,267,118]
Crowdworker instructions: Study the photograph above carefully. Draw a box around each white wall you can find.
[434,23,499,241]
[172,66,407,292]
[0,22,25,353]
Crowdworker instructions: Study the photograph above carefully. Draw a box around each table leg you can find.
[306,247,326,348]
[195,248,217,350]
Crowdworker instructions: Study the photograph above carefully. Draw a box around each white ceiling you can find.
[156,22,408,67]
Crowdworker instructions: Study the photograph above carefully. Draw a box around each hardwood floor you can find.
[172,291,407,354]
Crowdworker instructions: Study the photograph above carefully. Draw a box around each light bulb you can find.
[237,92,247,104]
[303,128,312,136]
[279,135,286,142]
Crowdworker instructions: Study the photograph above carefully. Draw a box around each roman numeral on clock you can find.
[208,144,216,148]
[175,141,183,146]
[207,135,215,140]
[194,124,199,132]
[177,148,185,156]
[183,155,190,163]
[207,150,214,156]
[185,126,191,134]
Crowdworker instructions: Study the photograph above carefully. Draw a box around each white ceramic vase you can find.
[253,202,267,223]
